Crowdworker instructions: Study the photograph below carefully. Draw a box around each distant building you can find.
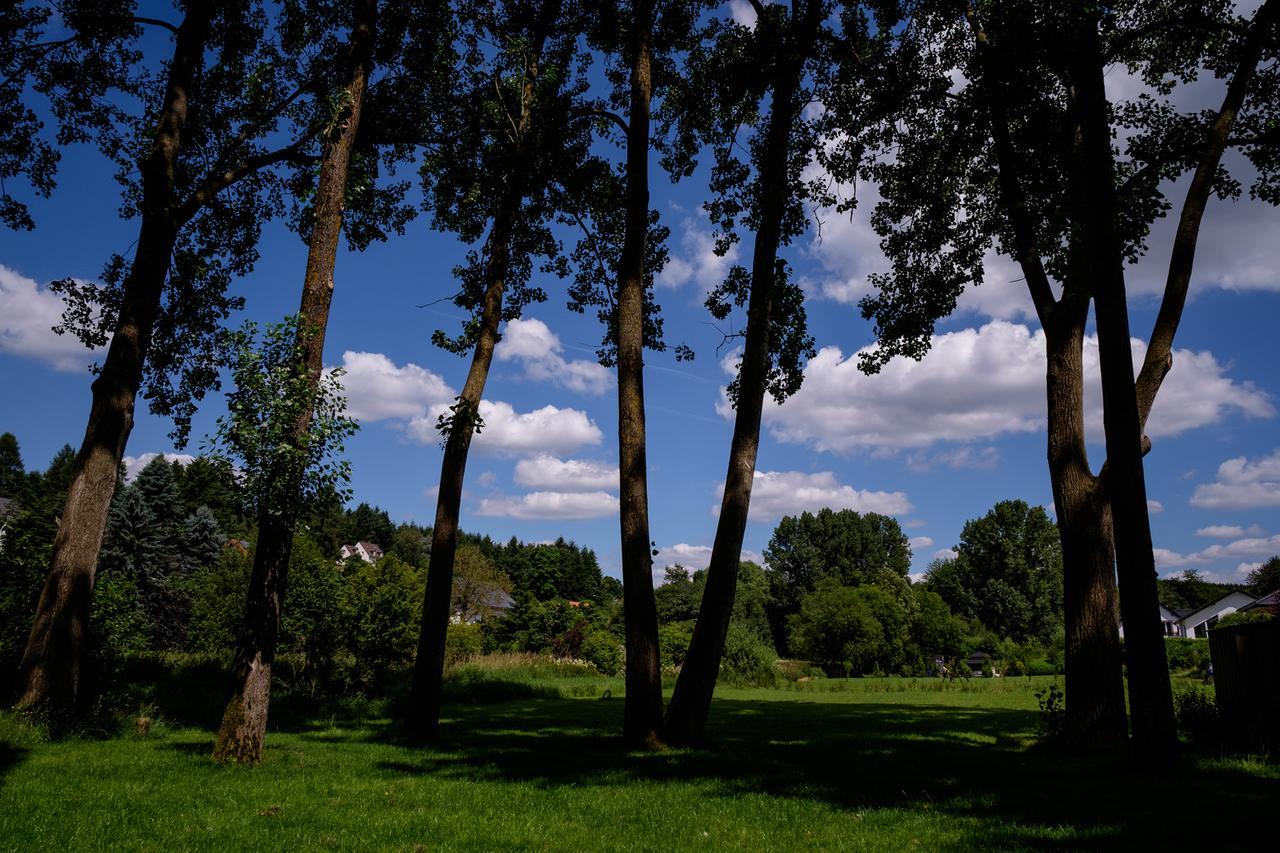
[1239,589,1280,614]
[338,541,385,564]
[450,587,515,624]
[966,651,993,677]
[1122,590,1263,639]
[0,496,17,550]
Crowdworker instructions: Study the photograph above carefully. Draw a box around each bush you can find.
[579,630,623,675]
[1216,609,1274,629]
[659,622,692,668]
[1165,638,1210,678]
[721,623,778,687]
[1034,684,1065,744]
[1174,685,1219,744]
[445,622,484,667]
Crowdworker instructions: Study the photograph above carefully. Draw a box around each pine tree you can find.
[0,433,24,498]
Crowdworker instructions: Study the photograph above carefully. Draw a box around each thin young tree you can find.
[574,0,706,747]
[851,0,1279,754]
[212,0,379,764]
[8,0,329,717]
[659,0,902,745]
[405,0,607,742]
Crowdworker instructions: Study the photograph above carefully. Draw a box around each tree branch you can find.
[962,1,1057,326]
[1133,0,1279,431]
[570,105,630,135]
[129,16,181,35]
[174,142,317,226]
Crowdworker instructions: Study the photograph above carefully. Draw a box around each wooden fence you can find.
[1209,619,1280,752]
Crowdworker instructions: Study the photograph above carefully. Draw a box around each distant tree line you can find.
[0,434,619,689]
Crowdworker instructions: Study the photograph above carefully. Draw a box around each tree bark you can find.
[664,5,821,745]
[402,0,564,743]
[12,2,212,717]
[615,4,664,749]
[1044,295,1127,749]
[213,0,376,764]
[966,1,1126,750]
[404,201,516,743]
[1066,8,1176,762]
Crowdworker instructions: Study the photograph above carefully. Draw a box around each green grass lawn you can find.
[1,675,1275,851]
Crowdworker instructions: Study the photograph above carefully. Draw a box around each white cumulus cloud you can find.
[1191,448,1280,510]
[740,320,1271,455]
[713,469,912,524]
[1154,533,1280,571]
[514,455,618,492]
[1196,524,1265,539]
[474,490,619,520]
[122,452,196,483]
[330,351,454,422]
[652,543,766,584]
[0,264,103,371]
[411,401,603,457]
[656,218,741,292]
[496,317,611,396]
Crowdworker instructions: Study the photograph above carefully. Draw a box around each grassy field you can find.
[1,672,1275,851]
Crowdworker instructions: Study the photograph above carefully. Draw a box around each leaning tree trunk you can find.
[404,202,517,743]
[12,3,212,718]
[615,6,664,749]
[213,0,375,765]
[1068,10,1176,762]
[1044,295,1127,749]
[663,45,811,746]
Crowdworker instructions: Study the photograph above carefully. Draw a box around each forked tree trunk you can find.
[1067,10,1176,761]
[968,1,1127,751]
[664,18,818,745]
[213,0,376,764]
[615,4,664,749]
[404,203,516,743]
[12,3,212,717]
[1044,296,1127,749]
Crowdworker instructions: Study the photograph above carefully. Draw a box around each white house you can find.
[1178,590,1258,638]
[1122,590,1261,639]
[338,541,385,565]
[0,496,16,551]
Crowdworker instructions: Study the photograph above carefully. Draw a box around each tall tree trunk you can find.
[615,4,664,749]
[664,21,816,744]
[213,0,376,764]
[12,3,212,717]
[1045,295,1127,749]
[404,203,516,743]
[965,2,1127,751]
[1067,8,1176,761]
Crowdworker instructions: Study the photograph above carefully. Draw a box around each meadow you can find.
[1,664,1275,851]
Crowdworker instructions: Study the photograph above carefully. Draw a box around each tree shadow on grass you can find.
[0,741,29,789]
[375,696,1277,851]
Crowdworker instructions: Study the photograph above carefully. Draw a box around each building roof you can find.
[1240,590,1279,612]
[481,589,514,610]
[1180,590,1258,629]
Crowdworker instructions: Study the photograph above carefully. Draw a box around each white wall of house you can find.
[1180,591,1257,638]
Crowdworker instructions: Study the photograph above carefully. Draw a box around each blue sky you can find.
[2,3,1279,586]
